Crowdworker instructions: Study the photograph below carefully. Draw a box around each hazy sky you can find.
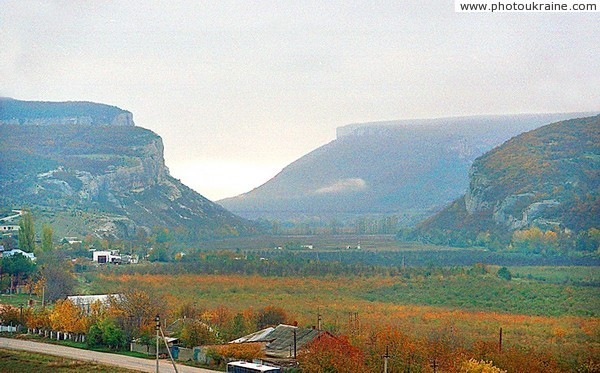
[2,1,599,200]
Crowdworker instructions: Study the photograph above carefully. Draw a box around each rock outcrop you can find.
[413,114,600,243]
[0,99,258,239]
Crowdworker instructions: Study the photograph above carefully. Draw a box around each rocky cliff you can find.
[412,114,600,244]
[0,99,258,240]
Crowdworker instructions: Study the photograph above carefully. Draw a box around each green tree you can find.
[41,225,53,252]
[497,267,512,281]
[87,323,104,347]
[38,255,77,302]
[3,253,36,293]
[180,320,217,348]
[18,211,35,253]
[101,318,126,349]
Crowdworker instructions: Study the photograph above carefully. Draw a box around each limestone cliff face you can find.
[36,134,168,205]
[0,99,258,239]
[415,114,600,242]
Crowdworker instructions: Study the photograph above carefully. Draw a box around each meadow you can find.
[0,348,137,372]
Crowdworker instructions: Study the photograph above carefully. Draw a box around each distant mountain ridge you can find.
[412,114,600,245]
[220,113,597,221]
[0,98,258,240]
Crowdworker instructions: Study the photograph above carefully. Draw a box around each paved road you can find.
[0,337,220,373]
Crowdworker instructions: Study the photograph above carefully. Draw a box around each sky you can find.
[1,1,599,200]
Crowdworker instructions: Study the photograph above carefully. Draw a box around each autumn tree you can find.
[210,342,265,361]
[176,301,203,320]
[425,324,466,373]
[223,312,254,341]
[362,327,425,373]
[460,359,507,373]
[0,305,22,325]
[107,288,166,340]
[49,299,88,334]
[180,320,218,347]
[298,334,367,373]
[18,210,35,253]
[26,307,51,330]
[256,305,288,328]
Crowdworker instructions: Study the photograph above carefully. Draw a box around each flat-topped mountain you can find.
[219,113,596,221]
[0,99,258,240]
[0,97,134,126]
[412,114,600,246]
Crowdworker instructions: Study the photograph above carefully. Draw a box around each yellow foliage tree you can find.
[49,299,88,333]
[460,359,507,373]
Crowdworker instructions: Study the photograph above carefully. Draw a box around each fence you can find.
[28,328,86,343]
[0,324,18,333]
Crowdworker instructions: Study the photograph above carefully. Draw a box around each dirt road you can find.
[0,337,220,373]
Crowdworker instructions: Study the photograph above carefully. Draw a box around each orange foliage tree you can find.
[210,342,265,361]
[256,305,288,328]
[298,333,367,373]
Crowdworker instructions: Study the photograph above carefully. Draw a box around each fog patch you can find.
[314,178,367,194]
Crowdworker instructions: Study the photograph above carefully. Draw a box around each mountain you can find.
[411,114,600,246]
[0,98,258,240]
[219,113,596,222]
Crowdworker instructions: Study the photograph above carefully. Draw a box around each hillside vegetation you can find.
[411,115,600,250]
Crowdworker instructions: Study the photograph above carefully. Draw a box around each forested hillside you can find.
[410,115,600,250]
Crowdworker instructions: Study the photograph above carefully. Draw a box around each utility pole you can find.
[382,345,390,373]
[159,322,179,373]
[155,315,160,373]
[499,327,503,353]
[317,313,322,331]
[293,328,297,359]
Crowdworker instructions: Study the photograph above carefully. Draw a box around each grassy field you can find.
[0,293,43,309]
[0,348,138,372]
[511,266,599,284]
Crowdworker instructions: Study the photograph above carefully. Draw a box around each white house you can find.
[0,225,19,232]
[92,250,121,264]
[67,294,122,314]
[1,248,36,261]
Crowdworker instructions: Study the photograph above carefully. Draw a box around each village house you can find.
[195,324,336,366]
[0,224,19,233]
[0,248,36,261]
[66,294,122,315]
[92,249,121,264]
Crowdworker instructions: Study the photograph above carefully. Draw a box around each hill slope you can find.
[0,99,258,240]
[220,113,595,221]
[412,114,600,246]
